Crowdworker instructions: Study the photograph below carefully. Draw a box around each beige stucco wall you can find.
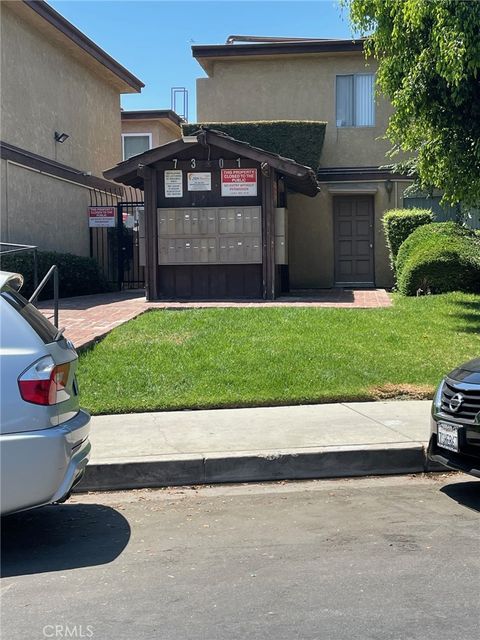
[196,52,413,288]
[121,119,181,151]
[196,54,393,168]
[287,180,410,290]
[0,4,124,254]
[1,160,91,256]
[1,5,122,174]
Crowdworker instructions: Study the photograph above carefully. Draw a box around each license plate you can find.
[437,422,459,453]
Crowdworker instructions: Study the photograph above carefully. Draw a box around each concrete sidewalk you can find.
[77,400,440,492]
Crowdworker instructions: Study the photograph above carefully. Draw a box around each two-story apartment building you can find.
[0,0,144,257]
[192,38,412,289]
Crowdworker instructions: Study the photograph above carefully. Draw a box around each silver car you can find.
[0,271,91,515]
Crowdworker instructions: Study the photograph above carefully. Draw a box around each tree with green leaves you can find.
[346,0,480,207]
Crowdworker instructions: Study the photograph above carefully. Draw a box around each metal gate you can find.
[90,201,145,290]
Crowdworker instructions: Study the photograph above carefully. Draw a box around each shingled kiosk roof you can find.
[103,128,320,197]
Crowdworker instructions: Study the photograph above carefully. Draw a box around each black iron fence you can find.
[90,201,145,291]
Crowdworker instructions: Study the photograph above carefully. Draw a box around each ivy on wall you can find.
[182,121,326,170]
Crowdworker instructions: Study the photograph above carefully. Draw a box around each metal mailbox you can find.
[274,207,288,265]
[157,206,262,265]
[158,237,218,264]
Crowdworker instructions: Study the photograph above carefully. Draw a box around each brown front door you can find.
[333,195,374,286]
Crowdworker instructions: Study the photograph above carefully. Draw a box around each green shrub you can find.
[383,208,434,267]
[182,121,327,169]
[0,250,110,300]
[396,222,480,296]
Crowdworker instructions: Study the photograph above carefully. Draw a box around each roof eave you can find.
[192,39,365,74]
[22,0,144,93]
[104,130,320,197]
[121,110,184,126]
[1,140,124,195]
[103,137,190,183]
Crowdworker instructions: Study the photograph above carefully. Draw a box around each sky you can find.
[50,1,354,121]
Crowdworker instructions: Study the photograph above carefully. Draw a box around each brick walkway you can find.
[38,288,392,350]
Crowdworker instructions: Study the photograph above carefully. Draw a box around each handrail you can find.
[29,264,59,327]
[0,242,37,253]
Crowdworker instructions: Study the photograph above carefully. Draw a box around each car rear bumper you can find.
[0,409,91,515]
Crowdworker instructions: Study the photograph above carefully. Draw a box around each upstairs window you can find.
[122,133,152,160]
[336,74,375,127]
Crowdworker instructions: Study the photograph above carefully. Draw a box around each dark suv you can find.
[428,358,480,477]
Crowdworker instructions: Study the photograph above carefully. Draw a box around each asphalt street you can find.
[1,474,479,640]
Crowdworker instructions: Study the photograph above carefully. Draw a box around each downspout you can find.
[4,158,9,241]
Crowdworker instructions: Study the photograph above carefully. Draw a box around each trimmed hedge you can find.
[0,251,110,300]
[383,208,434,267]
[182,121,327,169]
[395,222,480,296]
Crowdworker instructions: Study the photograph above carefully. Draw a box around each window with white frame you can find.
[336,74,375,127]
[122,133,152,160]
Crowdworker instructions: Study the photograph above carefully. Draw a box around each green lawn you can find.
[78,293,480,414]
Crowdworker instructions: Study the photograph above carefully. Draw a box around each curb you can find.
[75,443,444,493]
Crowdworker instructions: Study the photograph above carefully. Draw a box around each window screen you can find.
[123,135,151,160]
[336,74,375,127]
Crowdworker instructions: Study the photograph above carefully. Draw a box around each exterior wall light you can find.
[385,179,394,201]
[54,131,69,143]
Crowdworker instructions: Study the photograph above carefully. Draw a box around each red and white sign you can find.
[88,206,116,228]
[221,168,257,197]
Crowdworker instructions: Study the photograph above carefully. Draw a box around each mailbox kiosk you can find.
[104,129,319,300]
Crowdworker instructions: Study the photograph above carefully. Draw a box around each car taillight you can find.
[18,356,70,405]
